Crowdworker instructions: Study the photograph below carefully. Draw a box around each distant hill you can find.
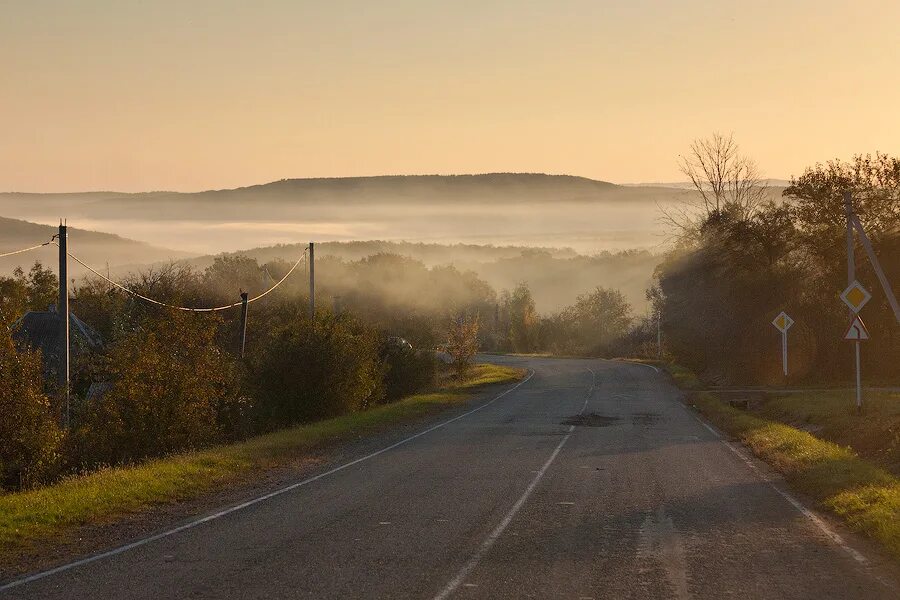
[0,217,191,276]
[1,173,697,254]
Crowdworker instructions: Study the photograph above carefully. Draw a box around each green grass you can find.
[759,390,900,475]
[0,362,524,560]
[666,366,900,562]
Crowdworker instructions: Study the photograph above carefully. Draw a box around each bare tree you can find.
[662,133,768,239]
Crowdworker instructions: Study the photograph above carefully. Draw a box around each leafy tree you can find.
[563,287,633,355]
[500,283,538,352]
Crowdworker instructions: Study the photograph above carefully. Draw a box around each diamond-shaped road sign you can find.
[841,281,872,313]
[844,315,870,341]
[772,311,794,333]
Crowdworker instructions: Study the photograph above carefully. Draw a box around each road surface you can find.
[2,356,896,599]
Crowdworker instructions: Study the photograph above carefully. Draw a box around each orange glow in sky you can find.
[2,0,898,192]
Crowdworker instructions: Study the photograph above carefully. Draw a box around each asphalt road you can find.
[3,356,897,599]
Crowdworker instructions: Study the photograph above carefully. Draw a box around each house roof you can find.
[10,309,102,374]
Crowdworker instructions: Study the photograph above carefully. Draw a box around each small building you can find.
[10,305,102,382]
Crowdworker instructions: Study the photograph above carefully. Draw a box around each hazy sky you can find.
[2,0,899,192]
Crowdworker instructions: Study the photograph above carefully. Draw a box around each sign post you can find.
[771,311,794,378]
[841,281,871,413]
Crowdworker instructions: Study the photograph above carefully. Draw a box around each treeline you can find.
[651,152,900,385]
[1,255,464,491]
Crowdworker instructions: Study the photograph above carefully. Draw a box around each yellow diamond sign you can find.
[840,281,871,313]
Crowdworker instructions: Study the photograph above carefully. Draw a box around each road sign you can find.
[772,311,794,333]
[840,281,871,313]
[772,311,793,377]
[843,315,870,341]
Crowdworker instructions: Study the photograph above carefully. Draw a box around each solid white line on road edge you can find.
[432,427,575,600]
[614,359,660,373]
[432,368,594,600]
[0,370,536,593]
[684,407,877,571]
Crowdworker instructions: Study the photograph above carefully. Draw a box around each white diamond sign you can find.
[772,311,794,333]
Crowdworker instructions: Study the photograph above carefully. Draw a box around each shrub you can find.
[248,307,384,427]
[0,328,62,490]
[380,337,436,402]
[74,311,244,466]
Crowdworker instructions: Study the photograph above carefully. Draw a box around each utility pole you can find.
[844,191,855,293]
[239,291,249,358]
[656,309,661,360]
[309,242,315,320]
[58,221,70,428]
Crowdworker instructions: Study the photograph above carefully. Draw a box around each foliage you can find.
[248,306,384,427]
[0,262,56,325]
[498,283,538,352]
[654,151,900,384]
[380,338,437,403]
[447,314,481,376]
[74,312,244,466]
[0,328,62,490]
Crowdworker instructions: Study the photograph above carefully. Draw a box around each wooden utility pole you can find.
[58,221,70,428]
[239,291,249,358]
[309,242,315,319]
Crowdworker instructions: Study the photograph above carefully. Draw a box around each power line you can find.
[60,245,309,312]
[0,239,54,259]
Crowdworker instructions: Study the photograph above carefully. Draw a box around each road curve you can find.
[2,356,897,599]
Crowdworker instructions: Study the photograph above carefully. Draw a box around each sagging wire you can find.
[0,238,55,259]
[58,243,310,312]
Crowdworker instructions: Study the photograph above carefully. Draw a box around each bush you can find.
[74,311,244,466]
[0,328,62,490]
[248,307,384,427]
[380,337,436,402]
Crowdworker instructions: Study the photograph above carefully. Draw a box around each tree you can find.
[564,287,633,354]
[0,327,62,489]
[447,314,480,376]
[665,133,767,239]
[500,283,538,352]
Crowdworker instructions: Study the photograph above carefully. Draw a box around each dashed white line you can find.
[432,368,595,599]
[0,370,536,593]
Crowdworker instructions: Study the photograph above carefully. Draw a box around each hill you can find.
[0,173,704,254]
[0,217,191,276]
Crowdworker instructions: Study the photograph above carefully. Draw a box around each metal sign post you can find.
[843,314,870,412]
[772,311,794,378]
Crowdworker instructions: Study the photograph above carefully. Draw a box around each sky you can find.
[2,0,899,193]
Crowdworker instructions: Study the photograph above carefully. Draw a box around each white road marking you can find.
[556,501,575,506]
[0,370,536,593]
[616,359,660,373]
[685,406,875,568]
[432,369,595,600]
[432,427,575,600]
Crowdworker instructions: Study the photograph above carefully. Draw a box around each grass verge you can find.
[0,362,524,561]
[664,365,900,562]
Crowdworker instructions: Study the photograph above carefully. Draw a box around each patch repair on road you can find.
[563,413,619,427]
